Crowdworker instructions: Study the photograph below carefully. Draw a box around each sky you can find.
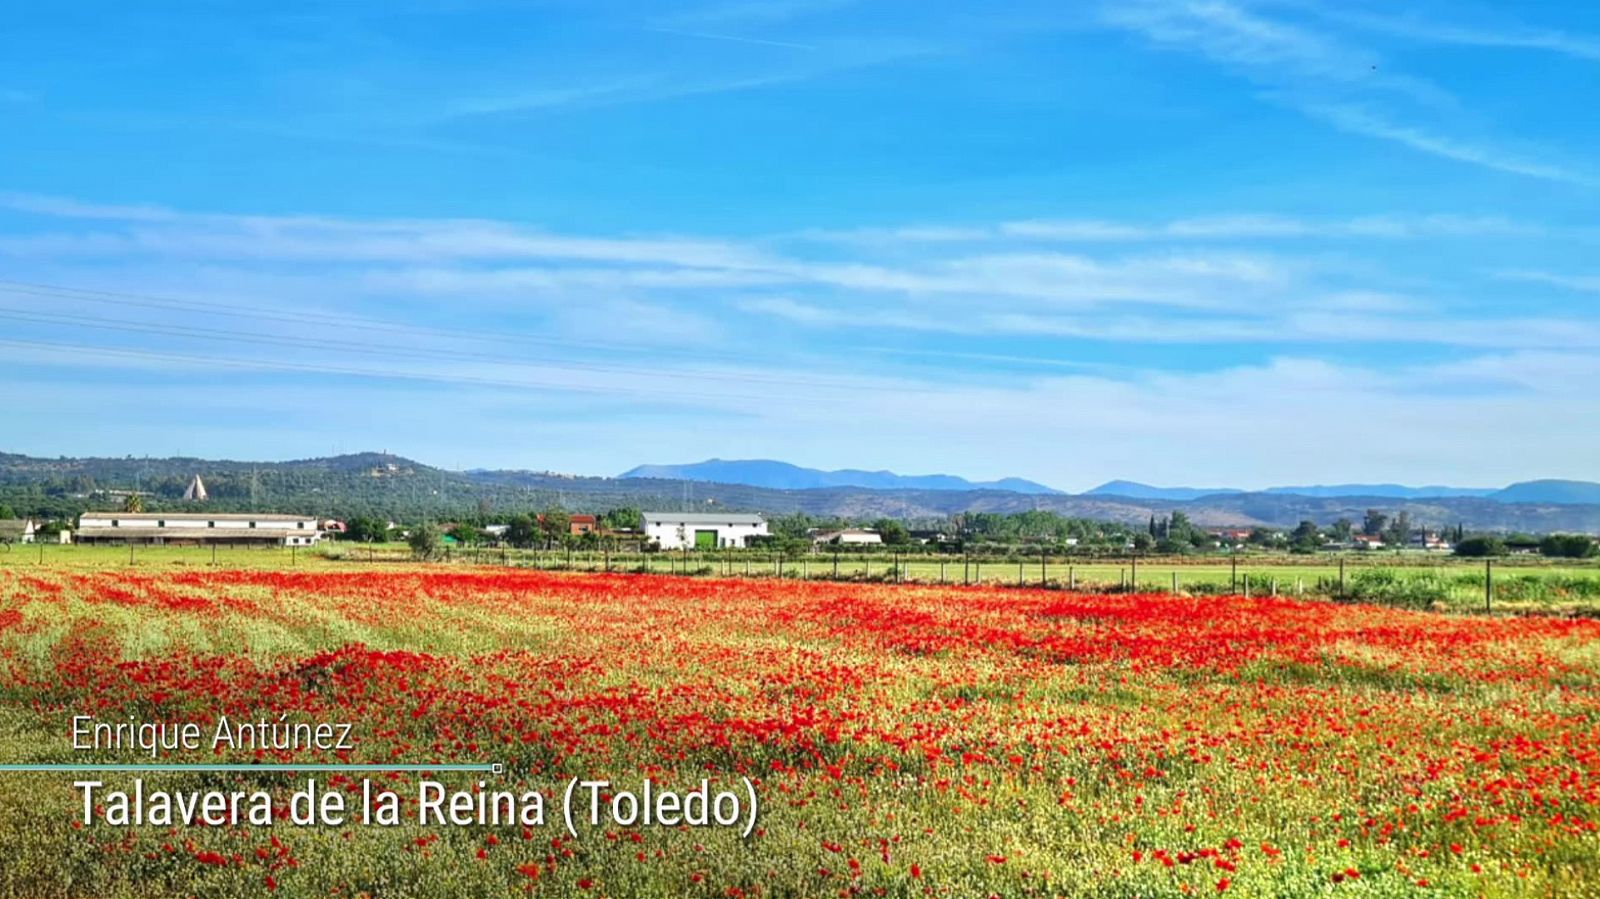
[2,0,1599,492]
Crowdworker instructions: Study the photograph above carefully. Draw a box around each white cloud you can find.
[1304,103,1596,187]
[1100,0,1595,186]
[2,191,1592,360]
[1494,269,1600,294]
[1306,8,1600,63]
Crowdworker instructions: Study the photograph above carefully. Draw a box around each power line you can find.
[0,277,1103,375]
[0,336,879,407]
[0,279,782,368]
[0,305,921,394]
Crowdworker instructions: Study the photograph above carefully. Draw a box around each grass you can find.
[7,542,1597,613]
[2,566,1599,896]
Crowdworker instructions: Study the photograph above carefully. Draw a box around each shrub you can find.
[1540,534,1598,559]
[1454,536,1506,558]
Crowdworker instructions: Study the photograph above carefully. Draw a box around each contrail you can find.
[645,27,816,50]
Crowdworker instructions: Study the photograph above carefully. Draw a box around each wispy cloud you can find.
[644,27,817,51]
[804,212,1542,244]
[1494,269,1600,294]
[657,0,861,28]
[1303,103,1597,186]
[1308,7,1600,62]
[2,191,1592,365]
[1100,0,1594,186]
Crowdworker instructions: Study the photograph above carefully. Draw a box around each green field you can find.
[6,542,1598,613]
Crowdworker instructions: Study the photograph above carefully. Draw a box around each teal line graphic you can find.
[0,763,500,773]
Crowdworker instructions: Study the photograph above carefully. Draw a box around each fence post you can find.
[1270,577,1276,597]
[1243,573,1250,598]
[1131,554,1137,590]
[1171,571,1178,594]
[1338,557,1345,595]
[1230,553,1237,591]
[1017,559,1024,587]
[964,553,970,585]
[940,559,946,584]
[1040,554,1047,587]
[1485,558,1493,613]
[833,550,839,579]
[1069,565,1075,590]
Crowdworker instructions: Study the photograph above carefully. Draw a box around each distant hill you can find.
[5,451,1600,532]
[620,459,1060,495]
[1261,484,1496,499]
[1086,479,1600,504]
[1489,480,1600,505]
[1083,480,1242,501]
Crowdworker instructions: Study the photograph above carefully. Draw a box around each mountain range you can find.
[5,451,1600,531]
[624,461,1600,506]
[620,459,1060,494]
[1084,479,1600,505]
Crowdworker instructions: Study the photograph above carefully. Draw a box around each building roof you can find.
[642,512,765,525]
[79,512,316,522]
[76,527,310,540]
[0,519,35,536]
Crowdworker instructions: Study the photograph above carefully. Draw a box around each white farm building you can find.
[643,512,768,550]
[811,528,883,546]
[75,512,322,546]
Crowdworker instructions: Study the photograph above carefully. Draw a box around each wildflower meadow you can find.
[1,566,1597,897]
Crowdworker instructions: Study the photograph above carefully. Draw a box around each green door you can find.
[694,529,718,549]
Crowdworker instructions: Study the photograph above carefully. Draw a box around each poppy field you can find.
[2,566,1599,897]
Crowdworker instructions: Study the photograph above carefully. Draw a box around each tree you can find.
[602,507,642,532]
[122,493,144,514]
[1362,509,1387,537]
[1247,527,1276,547]
[1454,536,1506,558]
[0,503,14,520]
[407,523,442,560]
[447,523,483,546]
[506,514,538,548]
[537,509,570,548]
[1381,511,1412,549]
[1167,510,1196,544]
[871,518,912,546]
[1540,534,1598,559]
[1131,532,1154,552]
[1289,520,1321,554]
[1329,518,1354,542]
[343,516,388,543]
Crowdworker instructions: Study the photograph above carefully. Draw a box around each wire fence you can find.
[6,541,1598,612]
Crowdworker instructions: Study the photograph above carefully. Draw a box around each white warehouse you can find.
[643,512,768,550]
[76,512,323,546]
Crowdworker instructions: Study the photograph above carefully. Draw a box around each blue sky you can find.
[3,0,1599,491]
